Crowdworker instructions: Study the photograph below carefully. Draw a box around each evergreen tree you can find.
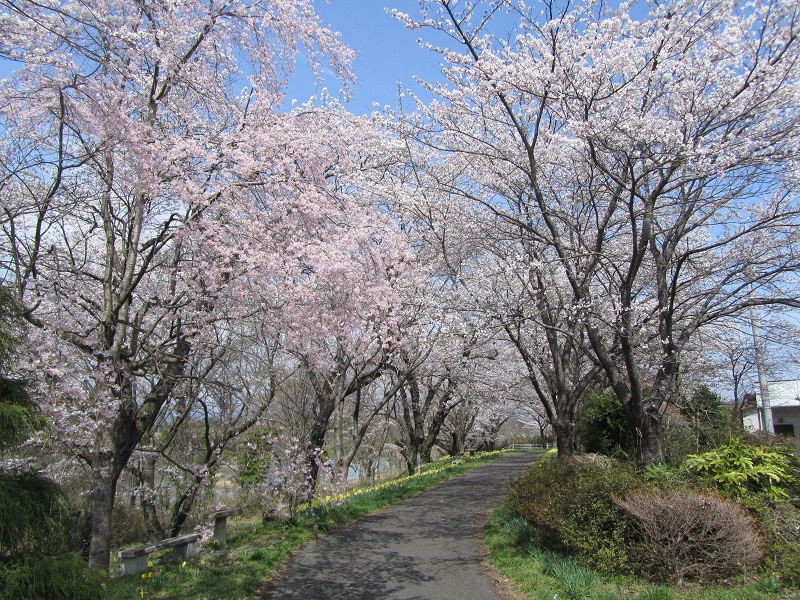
[578,389,637,459]
[681,385,731,450]
[0,286,66,555]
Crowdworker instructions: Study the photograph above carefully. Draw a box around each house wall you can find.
[764,379,800,408]
[743,378,800,447]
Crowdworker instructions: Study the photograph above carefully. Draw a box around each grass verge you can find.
[483,502,800,600]
[104,450,506,600]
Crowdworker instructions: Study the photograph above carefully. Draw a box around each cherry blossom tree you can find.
[476,241,604,455]
[300,341,391,488]
[0,0,419,570]
[381,121,602,456]
[395,0,800,465]
[442,369,518,454]
[280,181,417,488]
[388,310,499,473]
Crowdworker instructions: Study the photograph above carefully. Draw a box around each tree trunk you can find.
[449,431,465,456]
[138,454,165,540]
[397,382,424,475]
[630,354,675,466]
[419,440,434,464]
[168,478,203,537]
[84,339,188,570]
[399,414,423,476]
[86,456,119,570]
[333,392,345,480]
[554,420,577,459]
[419,390,456,464]
[403,440,421,476]
[635,403,665,466]
[307,392,335,492]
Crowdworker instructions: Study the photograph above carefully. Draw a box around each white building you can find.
[743,379,800,445]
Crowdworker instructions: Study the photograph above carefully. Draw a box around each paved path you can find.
[258,452,539,600]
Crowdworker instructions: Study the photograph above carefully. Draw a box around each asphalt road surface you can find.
[258,451,539,600]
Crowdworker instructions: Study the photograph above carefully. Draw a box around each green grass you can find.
[104,450,506,600]
[528,546,598,600]
[483,502,800,600]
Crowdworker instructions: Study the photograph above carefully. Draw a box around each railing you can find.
[503,443,549,451]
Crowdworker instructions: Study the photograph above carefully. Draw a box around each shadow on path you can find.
[257,452,539,600]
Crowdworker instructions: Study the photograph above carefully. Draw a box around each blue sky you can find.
[289,0,448,114]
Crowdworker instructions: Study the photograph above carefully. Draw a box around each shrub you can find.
[509,456,640,573]
[614,486,763,583]
[0,469,67,555]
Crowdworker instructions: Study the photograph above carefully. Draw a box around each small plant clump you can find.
[528,546,598,600]
[683,439,800,499]
[679,439,800,587]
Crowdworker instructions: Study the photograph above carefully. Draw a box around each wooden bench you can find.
[203,508,242,546]
[118,533,201,575]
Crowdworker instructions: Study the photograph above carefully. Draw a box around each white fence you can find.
[503,444,549,451]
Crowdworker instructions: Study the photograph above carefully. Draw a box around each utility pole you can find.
[749,302,774,434]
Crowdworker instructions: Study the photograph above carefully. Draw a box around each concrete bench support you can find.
[204,508,243,546]
[118,533,201,575]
